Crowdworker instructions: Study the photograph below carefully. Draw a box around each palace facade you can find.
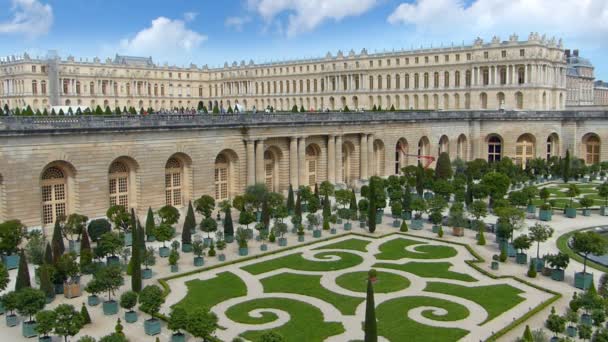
[0,33,567,112]
[0,110,605,229]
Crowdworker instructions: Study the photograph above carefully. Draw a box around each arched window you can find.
[438,135,449,155]
[377,75,382,90]
[480,92,488,109]
[165,158,182,207]
[418,137,430,157]
[518,67,525,84]
[369,76,374,90]
[444,72,449,88]
[488,136,502,162]
[109,161,129,208]
[374,140,385,176]
[395,74,400,89]
[515,92,524,109]
[424,73,429,88]
[515,134,535,168]
[41,167,67,225]
[214,154,229,201]
[32,80,37,95]
[584,134,601,165]
[342,142,354,184]
[546,134,559,160]
[414,74,419,89]
[306,145,318,186]
[395,139,408,174]
[386,75,391,89]
[465,71,471,86]
[433,72,439,88]
[405,74,410,89]
[264,151,276,192]
[457,135,467,160]
[455,71,461,87]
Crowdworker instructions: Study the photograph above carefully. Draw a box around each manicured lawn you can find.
[335,271,410,293]
[314,238,371,252]
[260,273,363,315]
[424,282,525,323]
[373,261,477,282]
[242,251,364,275]
[556,229,608,274]
[375,238,458,260]
[226,297,345,342]
[377,296,470,342]
[172,272,247,314]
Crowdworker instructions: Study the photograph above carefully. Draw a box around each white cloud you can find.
[225,16,251,31]
[119,17,207,55]
[0,0,53,38]
[247,0,378,36]
[387,0,608,47]
[184,12,198,22]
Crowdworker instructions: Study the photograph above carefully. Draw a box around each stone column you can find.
[298,137,307,187]
[246,139,255,186]
[367,134,375,177]
[327,135,336,184]
[360,134,368,180]
[290,137,299,188]
[335,135,343,184]
[255,139,265,184]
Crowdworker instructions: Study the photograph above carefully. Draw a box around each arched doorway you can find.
[546,133,559,160]
[373,140,385,176]
[515,134,536,168]
[41,165,70,225]
[395,139,409,174]
[487,135,502,162]
[438,135,449,156]
[342,141,355,184]
[457,134,468,160]
[214,154,230,201]
[582,133,601,165]
[306,144,320,186]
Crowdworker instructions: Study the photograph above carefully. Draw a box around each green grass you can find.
[172,272,247,314]
[226,297,345,342]
[335,271,410,293]
[377,296,470,342]
[556,229,608,274]
[313,238,371,252]
[375,238,458,260]
[242,251,364,275]
[260,273,363,315]
[373,261,477,282]
[424,282,525,324]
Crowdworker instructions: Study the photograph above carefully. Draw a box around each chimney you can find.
[565,49,571,58]
[573,49,579,57]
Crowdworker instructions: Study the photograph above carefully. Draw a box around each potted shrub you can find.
[236,228,249,256]
[391,202,403,228]
[35,310,56,342]
[528,223,554,271]
[216,235,227,262]
[155,223,174,257]
[448,202,466,237]
[539,203,553,221]
[207,240,216,258]
[428,197,446,233]
[338,208,351,231]
[107,205,132,247]
[158,205,181,237]
[57,253,81,298]
[181,201,196,252]
[92,265,123,315]
[512,234,531,265]
[84,278,102,306]
[142,246,156,279]
[598,182,608,216]
[169,248,180,273]
[139,285,165,336]
[579,197,594,217]
[63,213,88,254]
[308,213,321,238]
[1,291,19,326]
[0,220,26,269]
[546,252,570,281]
[98,232,124,266]
[565,184,580,218]
[523,186,538,215]
[571,231,608,289]
[192,239,205,267]
[358,198,369,228]
[120,291,138,323]
[410,198,426,230]
[274,222,288,247]
[545,306,566,341]
[53,304,84,342]
[16,288,47,338]
[297,223,305,242]
[168,307,188,342]
[88,218,111,245]
[565,308,578,337]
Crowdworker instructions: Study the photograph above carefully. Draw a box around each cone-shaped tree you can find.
[400,220,408,232]
[300,105,305,112]
[563,149,571,183]
[130,209,142,293]
[350,189,358,211]
[224,207,234,239]
[39,264,54,299]
[368,181,377,233]
[15,249,31,291]
[137,218,145,252]
[80,228,93,272]
[314,183,320,201]
[43,242,53,265]
[81,302,91,324]
[435,152,453,180]
[477,228,486,245]
[262,199,271,229]
[287,185,295,212]
[145,207,155,240]
[295,192,302,218]
[364,277,377,342]
[522,325,533,342]
[182,201,195,245]
[323,193,331,220]
[51,219,65,263]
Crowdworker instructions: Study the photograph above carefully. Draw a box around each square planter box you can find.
[171,333,186,342]
[330,228,337,235]
[410,219,423,230]
[87,295,100,306]
[170,265,179,273]
[313,230,322,238]
[68,240,81,254]
[193,257,204,267]
[491,261,499,270]
[64,282,81,299]
[337,219,343,224]
[144,318,162,336]
[181,244,192,253]
[159,247,170,258]
[278,238,287,247]
[551,269,565,281]
[203,238,213,248]
[432,225,440,233]
[106,256,120,266]
[402,211,412,220]
[423,192,434,200]
[541,267,553,277]
[2,254,20,270]
[526,205,536,214]
[125,310,138,323]
[507,244,517,258]
[565,207,577,218]
[22,321,37,338]
[539,210,552,221]
[600,206,608,216]
[392,220,401,228]
[515,253,527,265]
[375,215,382,224]
[297,235,305,242]
[359,221,367,228]
[5,314,17,327]
[575,272,593,290]
[225,235,234,243]
[344,222,352,231]
[53,283,64,295]
[238,248,248,256]
[142,269,153,279]
[39,335,52,342]
[452,227,464,237]
[581,313,592,326]
[218,254,226,262]
[566,326,577,337]
[102,300,119,315]
[260,244,268,251]
[146,235,156,242]
[531,258,545,271]
[123,233,132,247]
[583,209,592,216]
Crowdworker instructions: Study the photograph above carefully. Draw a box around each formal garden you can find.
[0,151,607,341]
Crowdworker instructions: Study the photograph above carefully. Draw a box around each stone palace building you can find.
[1,33,567,112]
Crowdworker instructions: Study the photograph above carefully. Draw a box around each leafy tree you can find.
[168,307,188,335]
[0,220,25,258]
[35,310,56,338]
[200,217,218,239]
[15,249,31,291]
[260,331,285,342]
[238,211,255,229]
[364,276,377,342]
[54,304,84,342]
[139,285,165,318]
[578,323,592,340]
[145,207,155,240]
[87,219,111,242]
[435,152,453,180]
[528,223,554,260]
[512,235,532,254]
[119,291,138,312]
[598,182,608,206]
[25,230,47,266]
[195,195,216,219]
[98,232,124,258]
[80,228,93,272]
[571,231,608,274]
[158,205,180,226]
[182,201,195,245]
[142,247,156,270]
[93,265,123,302]
[186,307,218,341]
[154,223,174,248]
[480,172,511,205]
[16,287,46,322]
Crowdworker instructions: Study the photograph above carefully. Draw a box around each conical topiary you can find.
[80,228,92,272]
[368,180,377,234]
[182,201,195,245]
[145,207,155,240]
[137,218,145,252]
[15,249,31,291]
[81,302,91,324]
[522,325,533,342]
[43,242,53,265]
[477,229,486,245]
[350,189,358,211]
[295,192,302,218]
[400,220,408,232]
[130,209,142,293]
[287,185,295,213]
[51,219,65,263]
[364,277,377,342]
[224,207,234,239]
[39,264,54,300]
[323,194,331,220]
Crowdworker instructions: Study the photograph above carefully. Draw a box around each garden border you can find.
[556,227,608,274]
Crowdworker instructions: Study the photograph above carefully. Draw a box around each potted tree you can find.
[169,243,180,273]
[87,218,111,246]
[35,310,56,342]
[565,308,578,337]
[308,213,321,238]
[107,205,132,247]
[215,233,227,261]
[168,307,188,342]
[53,304,84,342]
[1,291,19,326]
[200,217,218,248]
[158,205,181,238]
[571,231,608,289]
[0,220,26,269]
[142,246,156,279]
[545,252,570,281]
[358,198,369,228]
[238,210,256,239]
[192,239,205,267]
[565,184,580,218]
[63,213,88,254]
[512,234,531,265]
[94,265,123,315]
[84,278,102,306]
[155,223,174,257]
[139,285,165,336]
[545,306,566,341]
[297,223,305,242]
[579,197,594,217]
[410,198,426,230]
[235,228,249,256]
[185,307,218,341]
[539,203,553,222]
[120,291,138,323]
[528,223,554,271]
[391,202,403,228]
[181,201,196,252]
[274,222,288,247]
[16,287,47,338]
[57,253,81,298]
[448,202,466,237]
[598,182,608,216]
[428,196,446,233]
[335,189,352,225]
[523,186,539,216]
[98,232,124,266]
[145,208,156,242]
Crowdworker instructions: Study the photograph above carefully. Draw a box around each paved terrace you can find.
[0,110,607,135]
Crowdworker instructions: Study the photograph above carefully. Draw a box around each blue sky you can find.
[1,0,607,79]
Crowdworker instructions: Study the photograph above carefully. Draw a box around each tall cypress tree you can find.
[39,264,54,300]
[364,277,377,342]
[80,228,93,273]
[323,193,331,220]
[51,219,65,263]
[43,242,53,265]
[15,250,31,291]
[314,183,320,201]
[81,303,91,324]
[137,218,146,252]
[224,207,234,239]
[130,209,142,292]
[368,181,377,233]
[182,201,195,246]
[261,199,270,229]
[435,152,453,180]
[350,189,358,211]
[145,207,155,241]
[563,149,571,183]
[295,192,302,218]
[287,185,295,213]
